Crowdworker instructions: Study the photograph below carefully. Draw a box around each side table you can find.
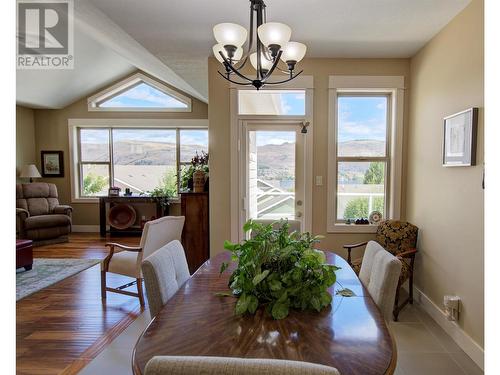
[16,239,33,271]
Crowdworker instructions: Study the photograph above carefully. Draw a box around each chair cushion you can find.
[107,250,142,278]
[24,214,71,230]
[375,220,418,255]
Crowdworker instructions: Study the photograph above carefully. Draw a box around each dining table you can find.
[132,251,397,375]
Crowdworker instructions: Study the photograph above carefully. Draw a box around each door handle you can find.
[296,200,303,206]
[296,212,303,218]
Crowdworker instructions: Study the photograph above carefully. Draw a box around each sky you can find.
[100,82,188,108]
[80,129,208,146]
[82,92,385,147]
[338,96,387,142]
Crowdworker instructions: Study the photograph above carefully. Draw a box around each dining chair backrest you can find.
[140,216,185,259]
[251,219,301,238]
[144,356,341,375]
[359,240,402,320]
[141,240,190,318]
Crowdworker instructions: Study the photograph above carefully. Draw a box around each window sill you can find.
[327,223,378,234]
[71,197,182,204]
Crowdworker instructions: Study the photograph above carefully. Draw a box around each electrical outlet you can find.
[315,176,323,186]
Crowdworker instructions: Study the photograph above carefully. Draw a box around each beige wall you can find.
[16,105,36,181]
[208,57,411,256]
[407,0,484,347]
[33,71,208,225]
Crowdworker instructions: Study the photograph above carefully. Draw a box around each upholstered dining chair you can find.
[101,216,185,306]
[344,220,418,321]
[358,241,402,321]
[144,356,340,375]
[141,240,190,318]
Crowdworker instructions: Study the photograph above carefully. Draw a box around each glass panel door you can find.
[242,123,305,232]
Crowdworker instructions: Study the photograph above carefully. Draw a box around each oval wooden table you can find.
[132,251,396,375]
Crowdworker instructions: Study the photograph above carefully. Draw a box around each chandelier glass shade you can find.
[212,0,306,90]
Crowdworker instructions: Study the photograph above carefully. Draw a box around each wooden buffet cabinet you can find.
[180,192,209,273]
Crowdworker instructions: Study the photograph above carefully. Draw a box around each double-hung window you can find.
[71,123,208,200]
[327,76,405,232]
[336,94,390,222]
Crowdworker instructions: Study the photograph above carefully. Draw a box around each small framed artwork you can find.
[442,107,478,167]
[108,187,121,196]
[41,151,64,177]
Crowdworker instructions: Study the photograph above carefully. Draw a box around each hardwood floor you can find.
[17,233,145,375]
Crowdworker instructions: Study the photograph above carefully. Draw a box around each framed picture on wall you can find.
[442,107,478,167]
[41,151,64,177]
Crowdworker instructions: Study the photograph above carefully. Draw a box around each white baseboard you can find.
[413,286,484,370]
[72,225,100,233]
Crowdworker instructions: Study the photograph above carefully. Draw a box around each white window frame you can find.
[68,119,208,203]
[327,76,405,233]
[87,72,192,113]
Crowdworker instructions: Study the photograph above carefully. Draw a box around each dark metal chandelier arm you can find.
[263,69,304,85]
[217,70,253,85]
[219,52,253,82]
[261,50,283,82]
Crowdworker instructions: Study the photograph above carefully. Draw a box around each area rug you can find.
[16,258,101,301]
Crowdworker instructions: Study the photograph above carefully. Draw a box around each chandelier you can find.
[212,0,306,90]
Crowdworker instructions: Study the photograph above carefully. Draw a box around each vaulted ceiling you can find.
[17,0,471,109]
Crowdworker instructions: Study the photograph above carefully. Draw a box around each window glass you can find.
[337,96,387,157]
[80,129,109,162]
[99,82,188,109]
[82,164,109,196]
[238,90,305,115]
[180,130,209,163]
[248,130,296,220]
[337,161,385,220]
[112,129,177,194]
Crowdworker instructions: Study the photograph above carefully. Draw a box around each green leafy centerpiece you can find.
[220,220,340,319]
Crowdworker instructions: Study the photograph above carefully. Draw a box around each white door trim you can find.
[229,82,313,242]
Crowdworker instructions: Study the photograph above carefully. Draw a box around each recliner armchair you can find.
[16,183,72,244]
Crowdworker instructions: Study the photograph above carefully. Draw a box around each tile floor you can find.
[80,304,483,375]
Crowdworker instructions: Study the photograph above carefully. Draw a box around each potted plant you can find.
[180,151,209,192]
[219,220,340,319]
[147,184,176,216]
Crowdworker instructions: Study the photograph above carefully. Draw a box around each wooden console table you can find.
[99,196,161,237]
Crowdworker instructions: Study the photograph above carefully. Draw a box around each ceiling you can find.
[17,0,471,108]
[17,27,135,109]
[88,0,471,97]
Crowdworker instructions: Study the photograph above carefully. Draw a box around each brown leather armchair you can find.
[16,183,72,244]
[344,220,419,321]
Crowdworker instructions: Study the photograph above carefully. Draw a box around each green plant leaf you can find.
[247,294,259,314]
[268,279,282,291]
[271,302,289,319]
[310,296,321,312]
[243,220,254,232]
[224,240,238,251]
[214,291,235,297]
[336,288,356,297]
[219,262,228,275]
[235,293,249,315]
[252,269,270,285]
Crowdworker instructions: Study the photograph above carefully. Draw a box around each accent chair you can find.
[101,216,185,306]
[344,219,419,320]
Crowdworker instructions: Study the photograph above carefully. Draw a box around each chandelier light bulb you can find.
[257,22,292,49]
[250,52,273,71]
[213,44,243,63]
[213,23,248,48]
[280,42,307,63]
